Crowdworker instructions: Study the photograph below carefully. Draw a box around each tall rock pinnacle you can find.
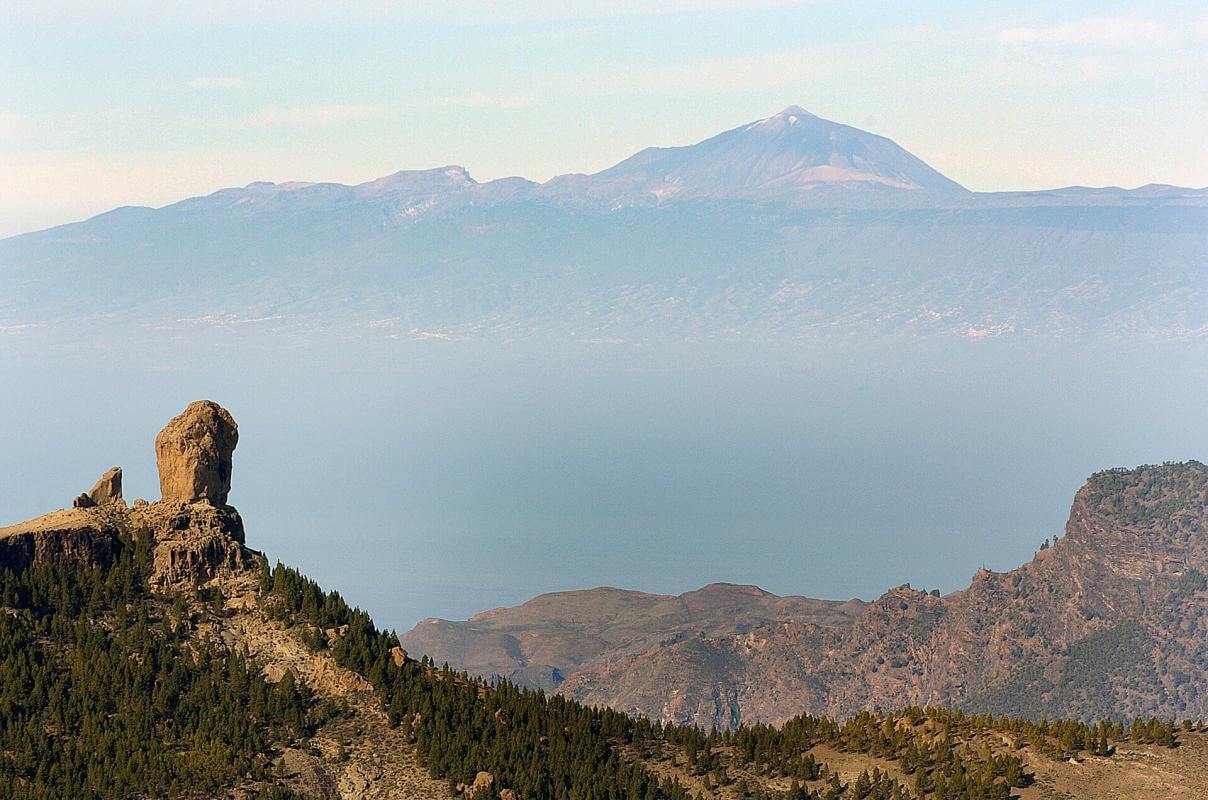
[154,400,239,505]
[88,466,125,506]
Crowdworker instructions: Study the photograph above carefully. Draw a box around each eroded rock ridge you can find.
[1,400,252,589]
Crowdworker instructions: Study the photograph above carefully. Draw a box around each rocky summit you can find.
[0,402,459,798]
[0,400,248,586]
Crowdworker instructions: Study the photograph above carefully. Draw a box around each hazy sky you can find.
[3,0,1206,236]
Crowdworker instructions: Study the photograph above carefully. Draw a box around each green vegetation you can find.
[678,706,1183,800]
[0,532,310,800]
[665,709,1026,800]
[0,536,1190,800]
[265,561,695,800]
[1084,461,1206,531]
[264,563,1175,800]
[965,619,1176,723]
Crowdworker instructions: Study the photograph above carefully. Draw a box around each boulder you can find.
[338,760,384,799]
[87,466,124,506]
[72,493,96,509]
[467,771,494,798]
[263,664,290,684]
[155,400,238,505]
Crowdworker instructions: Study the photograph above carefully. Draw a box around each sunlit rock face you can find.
[155,400,239,505]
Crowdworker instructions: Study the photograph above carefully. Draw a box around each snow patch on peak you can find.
[753,105,820,130]
[776,105,815,118]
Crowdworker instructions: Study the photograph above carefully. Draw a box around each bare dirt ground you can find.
[626,730,1208,799]
[204,575,455,800]
[1018,734,1208,799]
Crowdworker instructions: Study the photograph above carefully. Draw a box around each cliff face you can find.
[405,462,1208,728]
[0,507,126,571]
[0,400,256,591]
[951,463,1207,719]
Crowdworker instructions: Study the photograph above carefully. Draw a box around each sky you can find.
[2,0,1207,237]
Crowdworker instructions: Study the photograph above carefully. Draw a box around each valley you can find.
[404,463,1208,729]
[1,402,1204,798]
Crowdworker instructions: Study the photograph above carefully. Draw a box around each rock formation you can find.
[405,461,1208,728]
[88,466,124,506]
[141,501,252,589]
[154,400,238,505]
[0,508,124,571]
[2,400,252,589]
[466,771,494,799]
[143,401,250,588]
[0,403,464,800]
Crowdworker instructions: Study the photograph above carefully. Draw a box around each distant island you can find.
[4,107,1205,350]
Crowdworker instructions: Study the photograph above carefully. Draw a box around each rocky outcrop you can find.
[136,501,254,589]
[88,466,124,506]
[132,400,255,589]
[0,508,124,571]
[1,400,256,592]
[408,462,1208,727]
[155,400,238,505]
[466,772,494,799]
[0,401,460,800]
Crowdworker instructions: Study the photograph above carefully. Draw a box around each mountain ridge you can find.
[402,461,1208,729]
[8,106,1208,243]
[3,106,1205,347]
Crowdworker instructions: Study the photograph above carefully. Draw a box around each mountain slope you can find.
[3,108,1205,348]
[404,462,1208,729]
[3,197,1204,346]
[541,106,967,204]
[3,402,1207,798]
[404,583,866,696]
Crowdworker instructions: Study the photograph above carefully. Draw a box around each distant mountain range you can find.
[402,462,1208,730]
[3,107,1205,346]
